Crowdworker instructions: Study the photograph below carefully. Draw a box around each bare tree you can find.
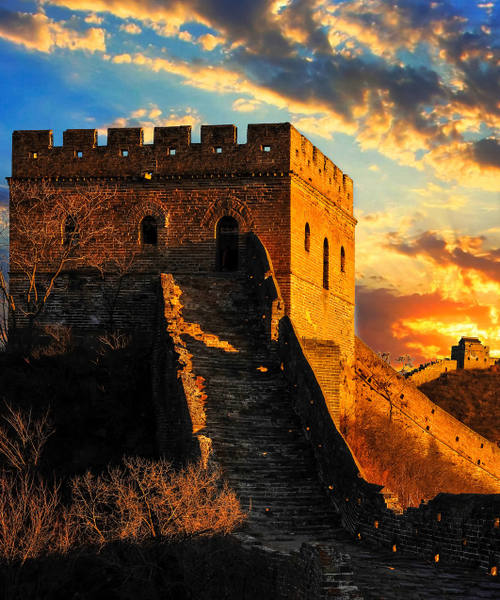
[1,179,139,347]
[397,354,413,374]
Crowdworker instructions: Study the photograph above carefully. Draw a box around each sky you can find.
[0,0,499,365]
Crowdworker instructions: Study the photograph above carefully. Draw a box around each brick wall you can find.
[180,535,362,599]
[288,177,355,421]
[407,359,458,386]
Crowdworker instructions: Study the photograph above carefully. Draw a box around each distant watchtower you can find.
[9,122,356,421]
[451,337,496,369]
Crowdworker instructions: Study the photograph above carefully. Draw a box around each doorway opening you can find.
[216,216,239,271]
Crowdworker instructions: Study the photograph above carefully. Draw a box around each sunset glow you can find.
[1,0,498,365]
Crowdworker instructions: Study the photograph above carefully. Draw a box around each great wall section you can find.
[152,239,500,598]
[8,123,500,598]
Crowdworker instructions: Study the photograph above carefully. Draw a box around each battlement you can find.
[12,123,353,214]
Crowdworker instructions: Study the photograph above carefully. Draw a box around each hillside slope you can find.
[419,367,500,444]
[351,338,499,507]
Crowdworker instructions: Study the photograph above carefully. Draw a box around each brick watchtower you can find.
[9,122,356,421]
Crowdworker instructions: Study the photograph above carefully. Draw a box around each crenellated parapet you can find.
[12,122,353,215]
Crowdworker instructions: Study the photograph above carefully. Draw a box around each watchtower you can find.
[451,337,496,369]
[9,122,356,421]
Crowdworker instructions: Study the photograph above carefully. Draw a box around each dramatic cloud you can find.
[27,1,498,188]
[386,231,500,284]
[473,138,500,169]
[356,284,498,366]
[0,9,106,52]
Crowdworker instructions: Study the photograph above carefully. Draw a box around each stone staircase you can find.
[163,271,361,597]
[168,272,343,541]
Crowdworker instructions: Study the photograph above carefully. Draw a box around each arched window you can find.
[304,223,310,252]
[340,246,345,272]
[63,215,79,247]
[216,216,239,271]
[323,238,329,290]
[141,216,157,245]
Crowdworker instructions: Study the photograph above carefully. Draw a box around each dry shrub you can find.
[0,472,62,563]
[30,325,74,359]
[97,330,131,353]
[0,405,245,565]
[71,457,245,545]
[0,403,53,472]
[345,409,498,508]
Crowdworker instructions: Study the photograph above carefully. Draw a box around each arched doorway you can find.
[216,216,239,271]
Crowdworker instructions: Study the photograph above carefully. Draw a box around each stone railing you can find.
[406,359,457,386]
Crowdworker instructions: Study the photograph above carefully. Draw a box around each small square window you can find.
[168,147,176,156]
[121,149,129,157]
[263,145,271,152]
[215,146,222,154]
[76,150,83,158]
[31,152,38,159]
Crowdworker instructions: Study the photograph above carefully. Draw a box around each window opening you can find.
[168,147,176,156]
[323,238,329,290]
[121,149,129,157]
[141,216,158,245]
[216,216,239,271]
[341,246,346,272]
[215,146,223,154]
[76,150,83,158]
[263,145,271,152]
[305,223,310,252]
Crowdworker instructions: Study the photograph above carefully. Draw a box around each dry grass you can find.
[345,406,498,508]
[419,367,500,443]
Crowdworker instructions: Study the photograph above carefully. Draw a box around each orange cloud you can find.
[119,22,141,35]
[356,285,499,366]
[197,33,225,51]
[423,140,500,192]
[232,98,261,112]
[0,10,106,53]
[43,0,209,36]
